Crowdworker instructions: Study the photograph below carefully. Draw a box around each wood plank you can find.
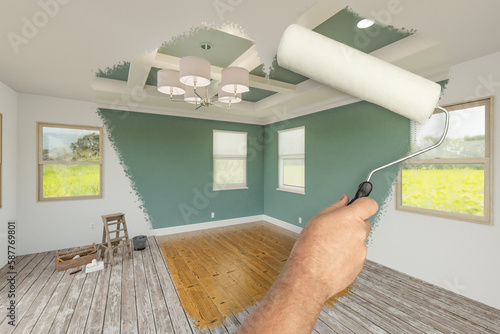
[321,304,374,334]
[0,252,57,333]
[0,254,33,290]
[350,280,441,334]
[198,276,242,315]
[313,317,337,334]
[209,324,229,334]
[208,230,281,282]
[203,231,275,297]
[367,260,499,317]
[355,276,453,333]
[11,269,65,334]
[356,272,474,333]
[66,268,101,334]
[48,267,88,333]
[29,266,77,334]
[142,239,174,334]
[102,255,123,334]
[262,222,300,240]
[133,249,156,334]
[84,263,112,334]
[0,251,54,324]
[4,223,499,334]
[338,293,417,334]
[150,236,195,334]
[365,260,500,328]
[0,255,24,277]
[223,226,290,262]
[232,308,251,327]
[0,252,49,310]
[120,253,138,334]
[360,265,499,333]
[318,309,354,334]
[221,314,241,333]
[240,223,297,251]
[189,231,267,303]
[326,301,388,334]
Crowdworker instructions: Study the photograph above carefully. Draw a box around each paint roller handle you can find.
[348,181,373,205]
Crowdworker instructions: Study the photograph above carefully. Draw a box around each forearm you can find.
[237,258,328,334]
[236,196,377,333]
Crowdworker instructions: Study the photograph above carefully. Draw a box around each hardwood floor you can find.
[0,221,499,333]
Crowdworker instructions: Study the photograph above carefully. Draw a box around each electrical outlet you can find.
[299,217,302,224]
[90,223,95,230]
[211,212,215,219]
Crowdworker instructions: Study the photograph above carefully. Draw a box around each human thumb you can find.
[347,197,379,221]
[327,194,350,211]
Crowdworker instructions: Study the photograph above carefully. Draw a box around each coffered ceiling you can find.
[1,0,500,124]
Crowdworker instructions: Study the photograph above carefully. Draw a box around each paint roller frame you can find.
[276,24,451,204]
[348,106,449,204]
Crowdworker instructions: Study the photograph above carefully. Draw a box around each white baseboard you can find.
[152,214,303,236]
[262,215,303,234]
[153,215,265,236]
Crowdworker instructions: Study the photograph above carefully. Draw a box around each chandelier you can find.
[157,52,249,109]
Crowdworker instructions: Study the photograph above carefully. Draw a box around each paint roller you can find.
[277,24,449,203]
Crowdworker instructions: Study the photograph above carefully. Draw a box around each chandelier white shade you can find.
[184,85,208,104]
[157,54,250,109]
[218,84,241,104]
[179,56,211,87]
[221,67,250,93]
[157,69,186,95]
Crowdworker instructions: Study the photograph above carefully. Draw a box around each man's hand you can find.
[237,195,378,334]
[289,194,378,301]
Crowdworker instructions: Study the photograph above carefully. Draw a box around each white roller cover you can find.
[277,24,441,124]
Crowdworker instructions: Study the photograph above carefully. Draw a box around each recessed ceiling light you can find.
[201,42,212,50]
[357,19,375,29]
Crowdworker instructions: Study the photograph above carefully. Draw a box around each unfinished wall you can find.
[0,81,17,268]
[368,51,500,309]
[16,94,151,255]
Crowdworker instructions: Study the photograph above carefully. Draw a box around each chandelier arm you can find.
[194,89,204,101]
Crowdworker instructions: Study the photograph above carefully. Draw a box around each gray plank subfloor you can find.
[0,233,499,333]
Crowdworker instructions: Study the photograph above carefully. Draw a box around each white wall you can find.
[0,81,17,268]
[368,51,500,309]
[17,94,152,255]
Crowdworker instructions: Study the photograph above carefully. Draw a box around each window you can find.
[396,97,493,225]
[213,130,247,191]
[38,123,103,201]
[278,126,305,194]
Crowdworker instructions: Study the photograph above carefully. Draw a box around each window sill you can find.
[276,187,305,195]
[395,204,492,226]
[213,186,249,191]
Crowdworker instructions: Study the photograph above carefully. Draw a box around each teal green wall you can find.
[263,101,410,228]
[99,100,412,231]
[98,109,264,229]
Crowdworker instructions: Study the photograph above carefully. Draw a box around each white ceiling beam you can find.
[229,45,262,71]
[127,49,158,89]
[370,35,441,63]
[153,52,295,94]
[295,1,345,29]
[92,76,256,113]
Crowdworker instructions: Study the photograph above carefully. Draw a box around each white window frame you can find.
[213,130,248,191]
[37,122,104,202]
[396,97,494,225]
[277,126,305,195]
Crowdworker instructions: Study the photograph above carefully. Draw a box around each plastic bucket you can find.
[133,235,147,251]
